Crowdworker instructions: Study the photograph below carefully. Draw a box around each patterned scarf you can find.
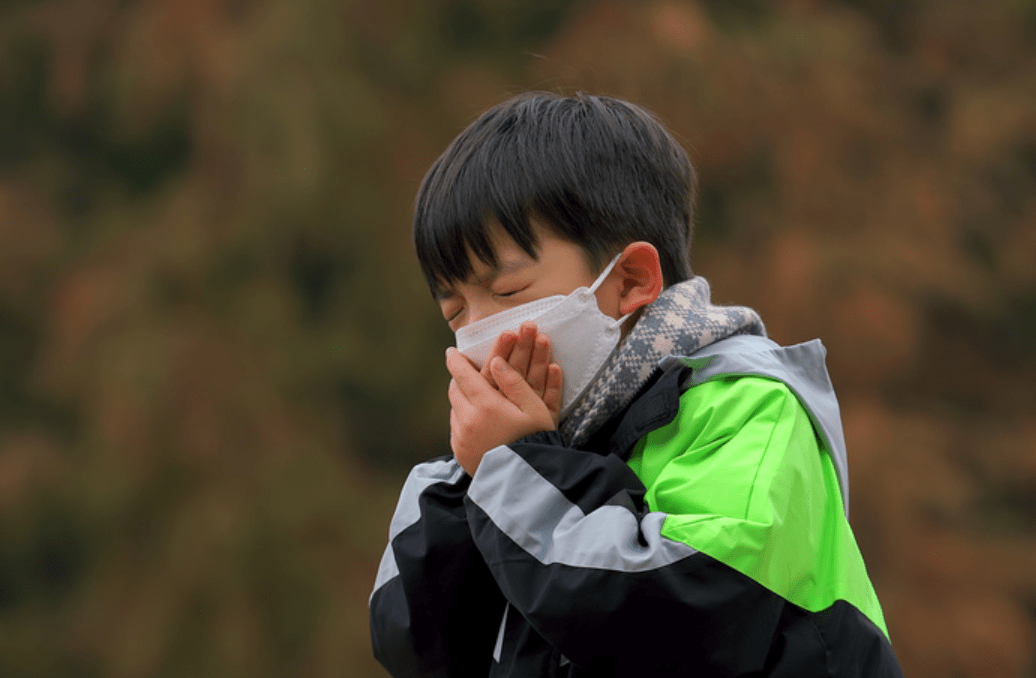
[559,276,767,447]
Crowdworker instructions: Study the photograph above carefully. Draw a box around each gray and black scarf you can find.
[560,276,766,447]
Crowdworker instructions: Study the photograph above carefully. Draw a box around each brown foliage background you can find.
[0,0,1034,676]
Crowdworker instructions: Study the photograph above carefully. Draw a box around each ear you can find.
[613,241,663,316]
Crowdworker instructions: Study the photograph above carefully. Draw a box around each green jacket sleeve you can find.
[629,375,889,636]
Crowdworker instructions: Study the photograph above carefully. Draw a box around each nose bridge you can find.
[465,298,492,325]
[462,290,506,328]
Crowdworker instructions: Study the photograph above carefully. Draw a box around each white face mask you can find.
[455,253,630,418]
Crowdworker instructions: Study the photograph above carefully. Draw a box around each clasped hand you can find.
[446,322,562,476]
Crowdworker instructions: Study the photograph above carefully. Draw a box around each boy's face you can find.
[437,222,618,331]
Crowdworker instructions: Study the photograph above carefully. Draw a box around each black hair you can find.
[413,91,696,295]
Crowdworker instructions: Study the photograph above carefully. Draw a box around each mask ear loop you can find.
[587,252,625,294]
[587,252,633,328]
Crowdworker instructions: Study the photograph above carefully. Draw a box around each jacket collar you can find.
[576,365,685,461]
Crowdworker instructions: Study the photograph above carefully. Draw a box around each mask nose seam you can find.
[455,296,565,344]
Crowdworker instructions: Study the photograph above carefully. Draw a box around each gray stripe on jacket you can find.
[468,446,697,572]
[370,458,466,602]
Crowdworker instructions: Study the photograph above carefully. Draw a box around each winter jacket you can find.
[370,335,903,677]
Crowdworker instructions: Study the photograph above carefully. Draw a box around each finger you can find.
[507,322,537,379]
[448,407,466,470]
[543,363,563,422]
[490,356,542,414]
[447,378,473,416]
[447,348,483,376]
[481,330,517,388]
[526,333,551,398]
[447,347,496,403]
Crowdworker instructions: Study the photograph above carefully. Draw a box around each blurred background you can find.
[0,0,1034,676]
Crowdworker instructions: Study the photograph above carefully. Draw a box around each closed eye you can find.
[494,285,529,298]
[440,298,463,323]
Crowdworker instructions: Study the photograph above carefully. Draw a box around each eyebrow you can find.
[434,256,535,301]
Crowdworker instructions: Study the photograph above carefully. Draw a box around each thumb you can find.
[490,357,541,413]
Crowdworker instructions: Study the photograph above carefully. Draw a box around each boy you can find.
[370,92,902,677]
